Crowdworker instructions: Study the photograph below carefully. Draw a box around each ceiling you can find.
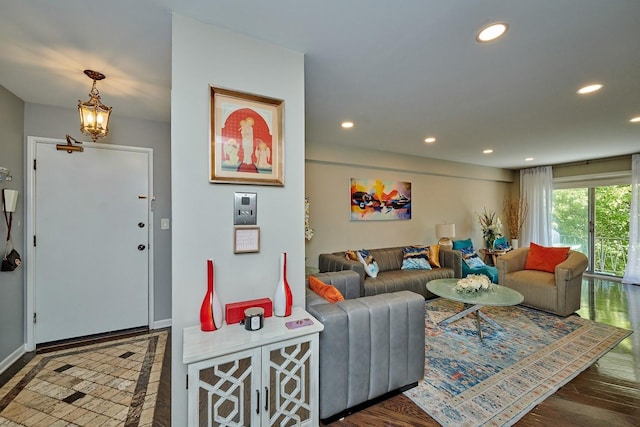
[1,0,639,169]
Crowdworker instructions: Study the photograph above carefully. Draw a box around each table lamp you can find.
[436,223,456,250]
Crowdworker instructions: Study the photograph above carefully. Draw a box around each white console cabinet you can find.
[183,307,324,426]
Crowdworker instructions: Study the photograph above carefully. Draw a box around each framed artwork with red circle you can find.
[210,86,284,186]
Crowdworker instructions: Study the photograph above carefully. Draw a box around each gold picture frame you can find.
[210,86,284,186]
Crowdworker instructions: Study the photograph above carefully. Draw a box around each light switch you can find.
[161,218,170,229]
[234,192,257,225]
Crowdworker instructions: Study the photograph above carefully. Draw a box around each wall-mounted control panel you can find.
[234,192,257,225]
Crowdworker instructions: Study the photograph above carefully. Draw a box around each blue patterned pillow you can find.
[459,246,476,257]
[401,246,432,270]
[457,244,486,268]
[464,254,486,268]
[356,249,380,278]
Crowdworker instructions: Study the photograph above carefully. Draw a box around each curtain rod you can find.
[554,153,635,168]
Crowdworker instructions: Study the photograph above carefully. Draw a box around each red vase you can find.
[273,252,293,317]
[200,259,223,331]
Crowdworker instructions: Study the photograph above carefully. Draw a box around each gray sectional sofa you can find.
[318,246,462,299]
[306,271,425,420]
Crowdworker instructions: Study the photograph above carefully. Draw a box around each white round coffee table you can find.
[427,278,524,340]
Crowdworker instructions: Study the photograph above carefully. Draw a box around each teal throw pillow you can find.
[493,236,511,251]
[452,238,474,250]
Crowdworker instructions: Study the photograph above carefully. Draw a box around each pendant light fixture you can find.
[77,69,112,141]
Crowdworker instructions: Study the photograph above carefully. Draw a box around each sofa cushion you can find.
[525,242,570,273]
[308,276,345,303]
[401,246,432,270]
[363,268,454,298]
[368,247,404,272]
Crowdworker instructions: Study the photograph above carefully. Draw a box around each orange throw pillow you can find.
[524,242,570,273]
[428,244,441,268]
[308,276,345,303]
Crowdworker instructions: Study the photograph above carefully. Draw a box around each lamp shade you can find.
[436,223,456,239]
[2,189,18,213]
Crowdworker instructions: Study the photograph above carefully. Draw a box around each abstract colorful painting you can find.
[350,178,411,221]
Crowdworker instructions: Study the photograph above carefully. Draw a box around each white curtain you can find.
[623,154,640,285]
[520,166,553,247]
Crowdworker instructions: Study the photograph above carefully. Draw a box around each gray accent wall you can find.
[0,84,25,365]
[23,103,172,324]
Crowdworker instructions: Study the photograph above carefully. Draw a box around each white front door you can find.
[31,138,151,344]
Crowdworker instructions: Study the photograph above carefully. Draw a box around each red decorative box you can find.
[225,298,273,325]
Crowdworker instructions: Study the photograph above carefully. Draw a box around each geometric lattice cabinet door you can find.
[265,338,313,426]
[188,348,260,427]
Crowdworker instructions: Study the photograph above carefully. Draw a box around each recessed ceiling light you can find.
[424,137,436,143]
[577,83,603,95]
[483,149,493,154]
[341,121,354,129]
[525,157,534,162]
[630,116,640,123]
[476,23,508,43]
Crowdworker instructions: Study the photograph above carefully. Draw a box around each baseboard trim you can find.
[153,318,171,329]
[0,345,27,376]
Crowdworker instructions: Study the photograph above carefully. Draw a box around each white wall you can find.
[171,15,305,425]
[305,143,514,265]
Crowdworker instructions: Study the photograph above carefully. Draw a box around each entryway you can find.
[25,136,154,349]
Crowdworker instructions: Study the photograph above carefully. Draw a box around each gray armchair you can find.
[496,247,588,316]
[306,271,425,420]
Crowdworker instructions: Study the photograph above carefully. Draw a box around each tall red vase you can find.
[273,252,293,317]
[200,259,223,331]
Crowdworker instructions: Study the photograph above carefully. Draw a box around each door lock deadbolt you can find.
[138,244,146,251]
[138,222,145,228]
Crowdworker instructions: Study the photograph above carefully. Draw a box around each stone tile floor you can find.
[0,330,169,426]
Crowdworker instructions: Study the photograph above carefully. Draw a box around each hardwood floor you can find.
[320,277,640,426]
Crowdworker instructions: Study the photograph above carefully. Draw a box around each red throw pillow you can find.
[524,242,570,273]
[308,276,345,303]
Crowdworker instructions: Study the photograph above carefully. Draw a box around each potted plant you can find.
[476,207,503,249]
[503,195,528,249]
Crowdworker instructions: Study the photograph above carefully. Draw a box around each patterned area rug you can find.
[404,298,631,427]
[0,331,167,426]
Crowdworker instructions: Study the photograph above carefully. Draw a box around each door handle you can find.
[138,244,146,251]
[138,222,145,228]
